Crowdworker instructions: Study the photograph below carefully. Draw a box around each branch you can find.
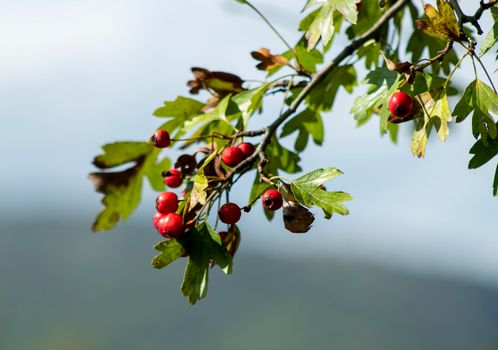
[450,0,498,35]
[224,0,410,182]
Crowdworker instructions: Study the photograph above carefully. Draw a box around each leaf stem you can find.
[241,1,294,52]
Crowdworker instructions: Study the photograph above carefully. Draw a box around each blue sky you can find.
[1,0,498,286]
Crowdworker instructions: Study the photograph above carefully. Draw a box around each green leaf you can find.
[380,79,402,132]
[180,223,232,304]
[304,0,360,50]
[146,157,171,191]
[182,95,239,132]
[154,96,205,137]
[152,240,186,269]
[304,0,361,50]
[266,138,302,174]
[454,80,498,143]
[468,135,498,169]
[480,8,498,56]
[306,65,357,112]
[290,168,352,219]
[295,41,324,73]
[90,142,164,231]
[350,84,387,122]
[93,142,153,169]
[232,84,269,129]
[280,109,324,152]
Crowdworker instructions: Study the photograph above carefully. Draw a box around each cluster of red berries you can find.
[150,129,285,245]
[221,142,255,167]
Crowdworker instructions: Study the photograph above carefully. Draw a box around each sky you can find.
[1,0,498,287]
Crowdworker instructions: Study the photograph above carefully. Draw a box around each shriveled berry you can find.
[262,189,283,211]
[163,169,182,188]
[388,91,413,118]
[151,130,171,148]
[156,191,178,214]
[218,202,241,224]
[157,213,184,238]
[237,142,256,158]
[221,146,244,167]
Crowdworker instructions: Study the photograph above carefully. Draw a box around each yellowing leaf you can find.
[432,94,452,142]
[415,0,460,41]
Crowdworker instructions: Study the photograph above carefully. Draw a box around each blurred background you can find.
[1,0,498,349]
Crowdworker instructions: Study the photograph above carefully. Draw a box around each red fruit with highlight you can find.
[156,213,184,238]
[237,142,256,158]
[156,191,179,214]
[262,189,283,211]
[153,211,165,228]
[388,91,413,118]
[218,202,241,224]
[152,130,171,148]
[163,169,182,188]
[222,146,244,167]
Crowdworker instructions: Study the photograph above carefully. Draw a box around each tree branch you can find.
[450,0,498,35]
[224,0,410,182]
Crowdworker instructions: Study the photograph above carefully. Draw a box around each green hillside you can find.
[1,218,497,350]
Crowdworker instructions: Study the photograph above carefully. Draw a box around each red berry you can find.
[153,211,165,228]
[152,130,171,148]
[163,169,182,188]
[222,146,244,167]
[218,202,241,224]
[262,189,283,211]
[156,213,184,238]
[156,191,178,214]
[388,91,413,118]
[237,142,255,158]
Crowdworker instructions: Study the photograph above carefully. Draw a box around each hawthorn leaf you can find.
[350,84,387,121]
[93,142,153,169]
[266,138,302,174]
[146,157,171,191]
[180,223,232,304]
[154,96,205,138]
[468,135,498,169]
[183,95,239,132]
[432,93,452,142]
[251,48,289,71]
[295,41,324,73]
[280,109,324,152]
[190,169,209,209]
[90,142,162,231]
[290,168,352,219]
[233,84,269,129]
[453,80,498,141]
[152,239,186,269]
[304,0,360,50]
[480,8,498,56]
[415,0,460,42]
[306,65,357,112]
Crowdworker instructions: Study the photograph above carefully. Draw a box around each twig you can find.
[449,0,498,35]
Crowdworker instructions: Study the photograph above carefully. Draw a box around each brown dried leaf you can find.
[187,67,245,96]
[250,48,290,71]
